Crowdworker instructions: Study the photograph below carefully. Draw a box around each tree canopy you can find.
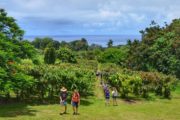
[0,9,36,99]
[127,19,180,78]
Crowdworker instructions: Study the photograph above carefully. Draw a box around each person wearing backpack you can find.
[71,89,80,115]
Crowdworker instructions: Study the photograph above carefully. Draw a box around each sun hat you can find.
[60,87,67,92]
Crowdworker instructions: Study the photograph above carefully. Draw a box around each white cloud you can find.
[0,0,179,35]
[99,10,121,18]
[12,0,46,9]
[129,13,145,23]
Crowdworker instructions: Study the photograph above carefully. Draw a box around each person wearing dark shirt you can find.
[60,87,68,115]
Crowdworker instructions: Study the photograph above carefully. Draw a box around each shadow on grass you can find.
[119,95,156,104]
[0,103,37,117]
[0,97,93,118]
[80,99,93,106]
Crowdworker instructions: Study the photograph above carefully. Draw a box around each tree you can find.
[57,47,77,63]
[127,39,132,46]
[0,9,37,100]
[139,30,145,39]
[89,44,103,50]
[44,47,56,64]
[31,37,60,50]
[69,38,89,51]
[107,39,113,48]
[18,40,37,59]
[127,19,180,78]
[0,9,24,40]
[98,47,128,65]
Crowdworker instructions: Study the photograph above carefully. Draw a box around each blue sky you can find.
[0,0,179,36]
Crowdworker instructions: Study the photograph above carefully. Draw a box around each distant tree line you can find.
[31,37,103,51]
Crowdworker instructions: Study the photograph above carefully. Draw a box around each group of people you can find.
[97,71,118,106]
[103,84,118,106]
[59,82,118,116]
[60,87,80,115]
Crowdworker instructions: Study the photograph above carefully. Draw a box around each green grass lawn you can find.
[1,93,180,120]
[0,83,180,120]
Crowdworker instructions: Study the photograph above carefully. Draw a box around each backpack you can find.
[72,92,80,102]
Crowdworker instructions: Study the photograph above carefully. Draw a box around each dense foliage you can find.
[127,19,180,79]
[20,63,95,100]
[0,9,179,103]
[1,58,96,101]
[0,9,24,40]
[31,37,89,51]
[98,47,128,65]
[31,37,60,50]
[100,64,177,99]
[56,47,77,63]
[68,38,89,51]
[0,9,36,100]
[44,47,56,64]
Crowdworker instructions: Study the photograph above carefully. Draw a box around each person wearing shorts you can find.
[71,89,80,115]
[60,87,68,115]
[112,87,118,106]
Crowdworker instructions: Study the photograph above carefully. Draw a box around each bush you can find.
[57,48,77,63]
[27,64,96,99]
[98,47,128,65]
[44,47,56,64]
[103,67,177,99]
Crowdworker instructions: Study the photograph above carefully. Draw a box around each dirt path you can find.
[94,64,104,99]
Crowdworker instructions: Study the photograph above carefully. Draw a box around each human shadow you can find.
[0,97,93,118]
[80,99,93,106]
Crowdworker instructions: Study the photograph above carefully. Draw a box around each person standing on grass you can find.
[71,89,80,115]
[60,86,68,115]
[104,87,110,106]
[112,87,118,106]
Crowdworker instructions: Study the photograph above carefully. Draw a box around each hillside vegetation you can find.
[0,9,180,120]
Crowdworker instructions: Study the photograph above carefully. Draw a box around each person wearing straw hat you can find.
[60,86,68,115]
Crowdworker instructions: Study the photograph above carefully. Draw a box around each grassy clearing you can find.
[0,96,180,120]
[0,83,180,120]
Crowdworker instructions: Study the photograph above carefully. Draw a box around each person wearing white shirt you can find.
[112,87,118,106]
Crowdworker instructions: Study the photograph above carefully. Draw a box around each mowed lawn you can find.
[0,85,180,120]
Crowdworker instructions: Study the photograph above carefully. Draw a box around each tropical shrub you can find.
[26,64,96,100]
[102,66,177,99]
[56,47,77,63]
[98,47,128,65]
[44,47,56,64]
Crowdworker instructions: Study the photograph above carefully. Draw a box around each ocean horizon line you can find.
[24,34,141,37]
[24,34,141,46]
